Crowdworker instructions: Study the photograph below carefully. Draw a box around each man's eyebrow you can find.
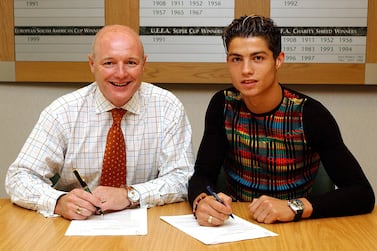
[228,51,268,57]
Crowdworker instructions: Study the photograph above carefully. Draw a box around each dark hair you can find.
[222,15,281,59]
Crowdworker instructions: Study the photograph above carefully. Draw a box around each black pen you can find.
[206,185,234,219]
[73,169,104,216]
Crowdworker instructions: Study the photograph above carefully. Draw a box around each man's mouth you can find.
[242,79,257,85]
[110,81,130,87]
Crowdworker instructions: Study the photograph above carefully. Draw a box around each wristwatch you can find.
[126,186,140,208]
[288,199,304,222]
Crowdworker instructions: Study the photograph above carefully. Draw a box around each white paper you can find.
[65,208,147,236]
[160,214,278,245]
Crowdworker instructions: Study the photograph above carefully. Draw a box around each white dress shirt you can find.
[5,82,194,217]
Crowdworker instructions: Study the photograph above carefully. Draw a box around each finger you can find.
[196,212,224,226]
[263,212,278,224]
[76,205,94,217]
[217,193,232,206]
[254,208,268,223]
[248,198,261,213]
[206,198,232,220]
[207,215,224,226]
[198,203,228,225]
[70,189,102,214]
[62,205,87,220]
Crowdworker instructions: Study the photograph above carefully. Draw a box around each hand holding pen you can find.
[206,185,234,219]
[73,169,104,216]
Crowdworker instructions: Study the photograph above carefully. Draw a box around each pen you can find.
[206,185,234,219]
[73,169,104,216]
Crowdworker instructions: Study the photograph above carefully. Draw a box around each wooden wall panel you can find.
[0,0,15,61]
[0,0,374,84]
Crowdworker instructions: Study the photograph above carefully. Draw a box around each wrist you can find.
[300,198,313,218]
[54,194,67,215]
[288,198,313,221]
[192,193,207,219]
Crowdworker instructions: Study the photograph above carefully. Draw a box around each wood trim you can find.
[0,0,15,61]
[143,62,230,84]
[105,0,139,30]
[15,61,93,82]
[235,0,270,17]
[279,63,365,84]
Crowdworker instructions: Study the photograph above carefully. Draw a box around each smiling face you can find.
[88,25,146,107]
[226,36,284,111]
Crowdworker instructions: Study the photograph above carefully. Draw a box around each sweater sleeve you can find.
[188,90,228,205]
[303,98,375,218]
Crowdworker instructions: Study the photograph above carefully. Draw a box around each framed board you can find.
[0,0,376,84]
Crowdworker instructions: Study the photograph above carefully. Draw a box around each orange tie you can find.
[100,108,127,187]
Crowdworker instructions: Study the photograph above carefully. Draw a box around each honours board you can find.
[0,0,376,84]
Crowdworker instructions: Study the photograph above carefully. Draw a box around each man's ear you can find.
[88,54,95,73]
[275,52,285,70]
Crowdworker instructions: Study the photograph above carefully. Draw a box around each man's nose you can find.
[242,61,254,74]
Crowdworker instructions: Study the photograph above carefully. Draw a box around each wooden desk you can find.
[1,199,376,251]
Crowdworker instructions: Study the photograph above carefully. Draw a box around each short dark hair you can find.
[222,15,281,59]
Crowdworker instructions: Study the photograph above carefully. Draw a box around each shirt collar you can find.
[94,82,141,115]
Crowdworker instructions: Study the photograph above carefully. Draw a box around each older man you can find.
[6,25,194,220]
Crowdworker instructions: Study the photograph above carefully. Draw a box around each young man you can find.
[5,25,194,220]
[188,15,375,226]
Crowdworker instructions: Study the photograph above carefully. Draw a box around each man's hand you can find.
[92,186,130,212]
[194,192,233,226]
[54,188,102,220]
[248,195,313,223]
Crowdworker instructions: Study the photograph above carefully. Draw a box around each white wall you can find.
[0,82,376,200]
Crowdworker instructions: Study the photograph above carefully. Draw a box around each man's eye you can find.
[231,57,241,62]
[127,61,138,67]
[103,62,113,66]
[254,56,263,62]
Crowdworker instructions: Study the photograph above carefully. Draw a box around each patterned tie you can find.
[100,108,127,187]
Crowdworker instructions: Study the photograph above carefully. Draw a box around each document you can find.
[65,208,147,236]
[160,214,277,245]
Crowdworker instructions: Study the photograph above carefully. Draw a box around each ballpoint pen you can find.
[206,185,234,219]
[73,169,104,216]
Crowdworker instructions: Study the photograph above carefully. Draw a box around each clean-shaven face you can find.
[88,26,146,107]
[226,36,283,99]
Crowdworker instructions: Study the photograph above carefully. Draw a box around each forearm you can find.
[6,167,65,217]
[309,184,375,218]
[188,174,217,206]
[133,171,191,208]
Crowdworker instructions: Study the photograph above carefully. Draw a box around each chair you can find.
[310,162,335,196]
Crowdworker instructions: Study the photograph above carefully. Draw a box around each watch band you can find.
[293,210,303,222]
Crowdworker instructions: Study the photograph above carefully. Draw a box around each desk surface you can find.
[1,199,376,251]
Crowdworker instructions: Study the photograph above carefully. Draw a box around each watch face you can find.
[289,199,304,211]
[128,189,140,202]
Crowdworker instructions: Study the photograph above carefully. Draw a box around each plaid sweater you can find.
[222,88,320,201]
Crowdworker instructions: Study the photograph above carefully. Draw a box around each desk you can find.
[0,199,376,251]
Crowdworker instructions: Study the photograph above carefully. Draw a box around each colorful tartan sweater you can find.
[223,88,320,201]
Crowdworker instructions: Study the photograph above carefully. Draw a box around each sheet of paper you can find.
[65,208,147,236]
[160,214,278,245]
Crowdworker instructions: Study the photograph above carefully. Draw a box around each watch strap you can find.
[293,209,303,222]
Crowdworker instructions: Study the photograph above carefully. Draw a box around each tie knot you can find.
[111,108,126,124]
